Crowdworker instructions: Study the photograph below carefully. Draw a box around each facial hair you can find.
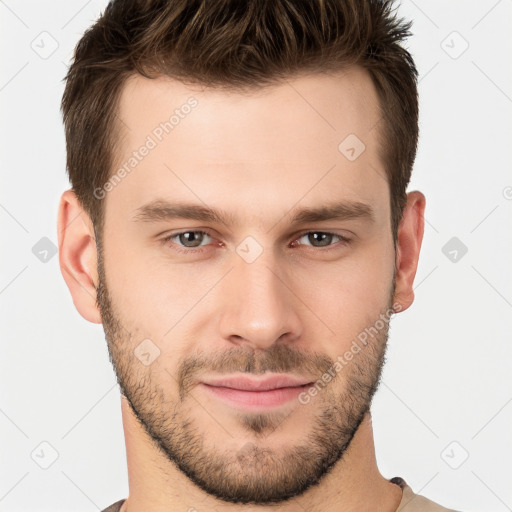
[95,238,396,504]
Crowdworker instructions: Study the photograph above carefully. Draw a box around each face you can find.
[96,68,398,504]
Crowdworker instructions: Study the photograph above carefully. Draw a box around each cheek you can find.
[104,233,223,340]
[291,241,394,340]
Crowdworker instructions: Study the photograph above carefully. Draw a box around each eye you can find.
[160,229,352,255]
[291,231,352,249]
[161,230,214,253]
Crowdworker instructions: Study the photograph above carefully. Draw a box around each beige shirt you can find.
[102,477,461,511]
[392,477,460,511]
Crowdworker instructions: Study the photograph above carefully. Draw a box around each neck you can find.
[119,396,402,512]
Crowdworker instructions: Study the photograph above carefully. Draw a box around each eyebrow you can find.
[132,199,375,227]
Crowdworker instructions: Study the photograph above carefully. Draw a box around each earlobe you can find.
[392,191,426,313]
[57,189,102,324]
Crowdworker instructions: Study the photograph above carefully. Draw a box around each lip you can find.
[201,374,314,391]
[199,374,314,410]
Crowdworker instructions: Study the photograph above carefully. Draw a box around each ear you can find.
[57,189,102,324]
[392,191,426,313]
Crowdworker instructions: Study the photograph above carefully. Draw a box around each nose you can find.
[218,255,303,351]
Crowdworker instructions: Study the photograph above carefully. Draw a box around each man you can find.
[57,0,460,510]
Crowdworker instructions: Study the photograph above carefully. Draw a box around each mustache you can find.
[177,343,336,400]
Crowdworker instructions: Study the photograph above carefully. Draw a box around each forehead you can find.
[117,67,381,148]
[109,68,387,228]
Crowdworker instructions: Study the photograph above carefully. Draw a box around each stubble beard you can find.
[95,241,394,504]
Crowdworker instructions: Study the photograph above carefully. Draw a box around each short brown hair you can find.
[61,0,418,244]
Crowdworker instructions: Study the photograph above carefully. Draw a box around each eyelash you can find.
[160,229,352,255]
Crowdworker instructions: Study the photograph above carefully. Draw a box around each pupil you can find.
[310,232,331,247]
[178,232,333,249]
[180,232,203,247]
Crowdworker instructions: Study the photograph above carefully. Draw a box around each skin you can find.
[58,67,425,511]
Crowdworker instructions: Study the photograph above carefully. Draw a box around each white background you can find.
[1,1,511,510]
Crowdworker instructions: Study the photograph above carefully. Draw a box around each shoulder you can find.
[392,477,461,512]
[101,499,125,512]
